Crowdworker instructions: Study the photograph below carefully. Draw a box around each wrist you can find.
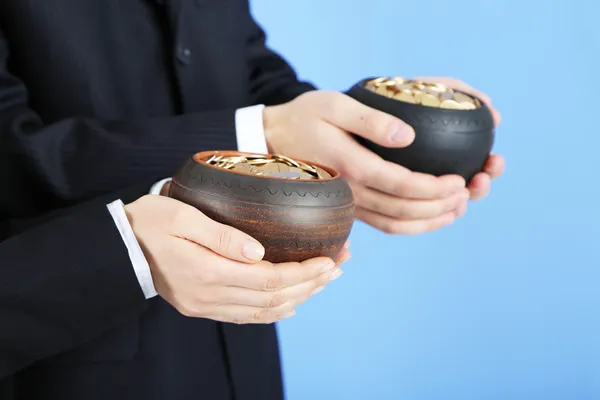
[263,104,286,154]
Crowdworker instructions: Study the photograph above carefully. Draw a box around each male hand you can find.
[263,78,504,235]
[124,195,350,324]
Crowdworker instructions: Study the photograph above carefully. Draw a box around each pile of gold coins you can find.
[205,154,332,180]
[364,77,481,110]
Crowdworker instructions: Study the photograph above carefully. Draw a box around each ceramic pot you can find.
[346,78,495,182]
[169,151,355,263]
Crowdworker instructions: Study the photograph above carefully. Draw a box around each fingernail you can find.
[281,310,296,320]
[329,269,343,281]
[319,260,336,273]
[310,287,325,296]
[388,122,413,144]
[242,242,265,261]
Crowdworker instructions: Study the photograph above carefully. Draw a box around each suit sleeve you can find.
[0,26,238,220]
[0,185,150,379]
[245,5,318,106]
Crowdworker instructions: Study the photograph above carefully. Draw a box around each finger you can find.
[455,200,468,218]
[412,77,501,125]
[355,207,456,235]
[318,92,415,147]
[333,135,465,199]
[172,206,265,263]
[334,248,351,265]
[209,301,298,325]
[213,267,342,308]
[484,154,505,179]
[353,184,468,220]
[210,271,344,324]
[467,173,491,201]
[220,256,337,291]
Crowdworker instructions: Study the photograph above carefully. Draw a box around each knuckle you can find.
[362,112,386,137]
[262,272,283,291]
[215,228,233,254]
[252,310,268,323]
[267,292,285,308]
[345,166,367,185]
[262,277,281,291]
[394,183,414,199]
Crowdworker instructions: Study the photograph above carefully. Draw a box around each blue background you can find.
[251,0,599,399]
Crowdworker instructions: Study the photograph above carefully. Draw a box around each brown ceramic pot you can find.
[168,151,355,263]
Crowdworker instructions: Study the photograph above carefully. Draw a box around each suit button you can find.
[177,46,192,65]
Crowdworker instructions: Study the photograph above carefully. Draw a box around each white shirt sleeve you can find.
[106,200,158,299]
[106,105,267,299]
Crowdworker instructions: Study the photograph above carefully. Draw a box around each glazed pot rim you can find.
[192,150,341,182]
[351,77,489,114]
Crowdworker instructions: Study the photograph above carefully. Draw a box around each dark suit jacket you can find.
[0,1,316,399]
[0,185,150,386]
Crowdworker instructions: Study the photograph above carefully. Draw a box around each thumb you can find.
[174,206,265,263]
[319,92,415,148]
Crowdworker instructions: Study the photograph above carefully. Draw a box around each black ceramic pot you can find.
[169,151,355,264]
[346,78,495,182]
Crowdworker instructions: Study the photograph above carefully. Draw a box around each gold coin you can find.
[273,154,300,168]
[232,163,251,173]
[375,85,391,97]
[247,158,275,165]
[421,93,441,107]
[459,102,477,110]
[266,171,301,179]
[208,155,223,164]
[453,92,474,104]
[367,77,387,86]
[423,87,442,97]
[397,83,414,91]
[412,90,424,104]
[249,163,271,175]
[316,167,332,179]
[288,166,305,175]
[393,91,416,104]
[424,82,446,92]
[297,171,316,180]
[296,160,317,173]
[440,99,463,109]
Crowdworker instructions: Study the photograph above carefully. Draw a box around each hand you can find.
[124,195,350,324]
[263,79,504,235]
[411,77,505,201]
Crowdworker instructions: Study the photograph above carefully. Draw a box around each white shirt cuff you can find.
[235,104,268,154]
[106,199,158,299]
